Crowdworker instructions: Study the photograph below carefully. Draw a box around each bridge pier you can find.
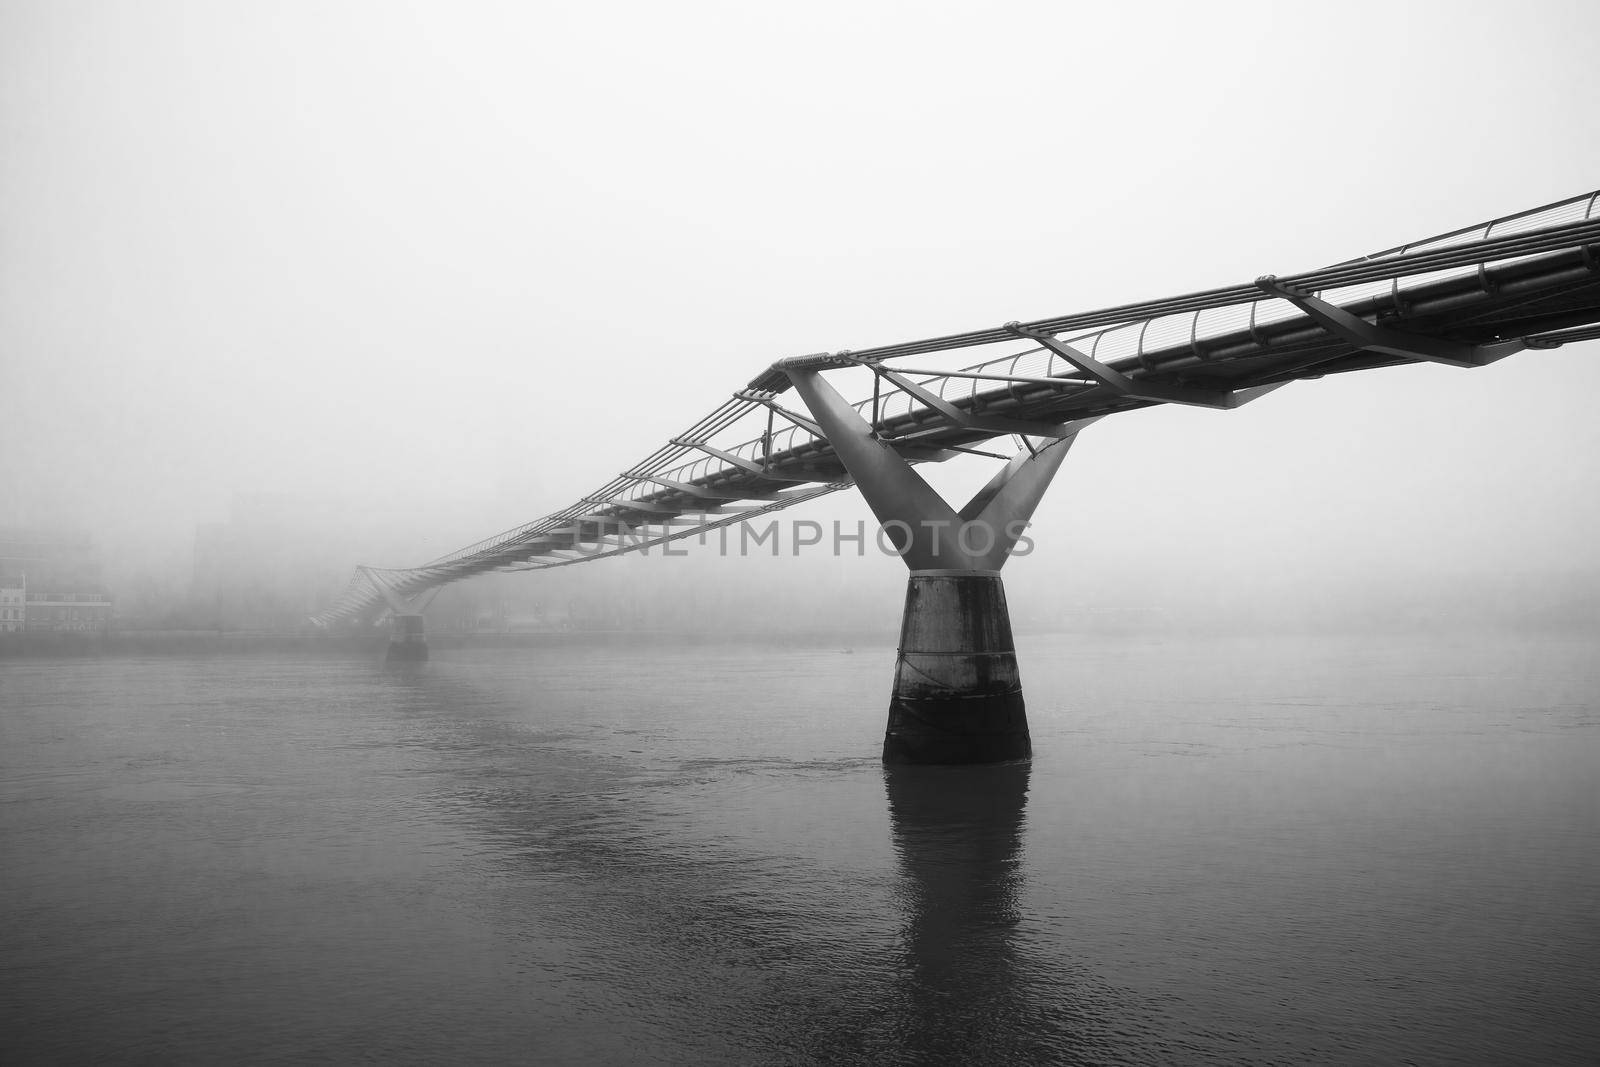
[358,567,435,664]
[890,572,1027,763]
[385,612,428,663]
[789,368,1092,765]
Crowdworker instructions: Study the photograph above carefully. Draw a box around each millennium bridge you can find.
[315,189,1600,764]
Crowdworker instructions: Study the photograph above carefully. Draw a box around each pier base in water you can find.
[886,572,1030,765]
[385,613,428,663]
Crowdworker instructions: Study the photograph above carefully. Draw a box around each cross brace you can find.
[1001,322,1282,409]
[593,496,681,516]
[872,366,1080,439]
[671,439,817,482]
[1254,275,1525,368]
[733,389,823,436]
[624,472,792,501]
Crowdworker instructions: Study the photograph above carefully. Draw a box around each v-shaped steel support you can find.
[788,368,1094,572]
[359,567,440,617]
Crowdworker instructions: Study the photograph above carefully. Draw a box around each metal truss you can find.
[312,190,1600,626]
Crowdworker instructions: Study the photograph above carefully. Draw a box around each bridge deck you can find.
[314,192,1600,625]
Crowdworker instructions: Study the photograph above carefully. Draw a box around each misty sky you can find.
[4,0,1599,625]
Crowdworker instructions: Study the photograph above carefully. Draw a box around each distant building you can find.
[0,579,24,632]
[0,527,115,631]
[23,588,114,631]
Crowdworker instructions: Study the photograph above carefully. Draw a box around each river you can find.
[2,631,1596,1064]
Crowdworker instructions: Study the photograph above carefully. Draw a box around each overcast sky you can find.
[4,0,1598,625]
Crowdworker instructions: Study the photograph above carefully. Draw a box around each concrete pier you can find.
[888,572,1029,764]
[385,613,428,663]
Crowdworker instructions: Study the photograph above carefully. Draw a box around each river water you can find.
[2,632,1596,1064]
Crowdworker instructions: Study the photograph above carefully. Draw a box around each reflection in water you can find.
[384,664,1144,1062]
[377,662,1160,1062]
[886,761,1043,1063]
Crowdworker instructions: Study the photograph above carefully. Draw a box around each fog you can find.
[5,0,1599,635]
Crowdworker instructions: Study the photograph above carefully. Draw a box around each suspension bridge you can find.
[314,189,1600,763]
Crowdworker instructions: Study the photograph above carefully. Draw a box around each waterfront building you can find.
[0,579,24,632]
[0,527,115,631]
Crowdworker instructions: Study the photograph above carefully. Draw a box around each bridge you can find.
[314,189,1600,764]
